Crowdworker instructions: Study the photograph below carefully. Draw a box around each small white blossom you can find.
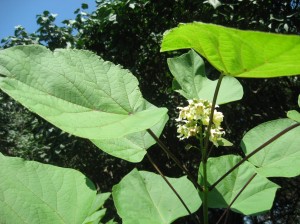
[213,110,224,126]
[176,99,225,146]
[208,126,225,147]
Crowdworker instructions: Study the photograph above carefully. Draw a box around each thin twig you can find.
[209,123,300,191]
[216,173,257,224]
[147,129,203,190]
[146,153,202,224]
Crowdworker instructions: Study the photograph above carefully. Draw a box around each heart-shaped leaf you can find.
[162,22,300,78]
[168,49,243,104]
[92,101,168,163]
[0,45,167,140]
[198,155,279,215]
[241,118,300,177]
[112,169,201,224]
[0,153,102,224]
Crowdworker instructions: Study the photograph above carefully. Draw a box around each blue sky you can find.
[0,0,97,41]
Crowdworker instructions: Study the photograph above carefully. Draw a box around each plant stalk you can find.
[203,73,225,153]
[201,73,225,224]
[201,148,209,224]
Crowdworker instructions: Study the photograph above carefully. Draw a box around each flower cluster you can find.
[176,99,225,146]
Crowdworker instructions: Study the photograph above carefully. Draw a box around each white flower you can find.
[209,126,225,147]
[176,99,225,146]
[213,111,224,127]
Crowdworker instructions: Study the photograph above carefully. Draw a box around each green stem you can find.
[203,73,225,152]
[201,147,209,224]
[198,126,208,223]
[201,73,225,224]
[197,125,208,223]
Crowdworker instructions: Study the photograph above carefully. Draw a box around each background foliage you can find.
[1,0,300,223]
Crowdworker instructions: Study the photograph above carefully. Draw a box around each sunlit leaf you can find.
[198,155,279,215]
[0,153,99,224]
[162,22,300,78]
[241,118,300,177]
[168,50,243,104]
[0,45,167,140]
[112,169,201,224]
[92,101,168,163]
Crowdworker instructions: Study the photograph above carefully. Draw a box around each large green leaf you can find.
[112,169,201,224]
[0,153,100,224]
[168,49,243,104]
[198,155,279,215]
[241,118,300,177]
[0,45,167,140]
[91,100,168,162]
[161,22,300,78]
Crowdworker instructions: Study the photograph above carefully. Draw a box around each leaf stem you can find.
[215,173,257,224]
[209,123,300,191]
[147,129,203,190]
[146,153,201,224]
[201,148,209,224]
